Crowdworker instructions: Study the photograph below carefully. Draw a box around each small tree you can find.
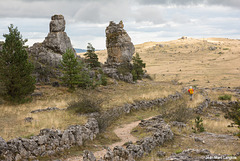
[131,53,146,81]
[84,43,100,68]
[60,49,80,90]
[0,24,35,102]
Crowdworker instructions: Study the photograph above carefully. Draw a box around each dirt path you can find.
[66,119,144,161]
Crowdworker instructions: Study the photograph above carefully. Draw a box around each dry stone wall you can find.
[0,92,182,161]
[0,118,99,161]
[84,115,174,161]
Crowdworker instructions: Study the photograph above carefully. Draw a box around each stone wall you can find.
[97,92,182,131]
[0,118,99,161]
[83,115,174,161]
[0,92,182,161]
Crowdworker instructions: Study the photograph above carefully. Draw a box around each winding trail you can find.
[66,119,145,161]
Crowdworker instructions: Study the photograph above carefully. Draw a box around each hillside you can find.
[79,37,240,88]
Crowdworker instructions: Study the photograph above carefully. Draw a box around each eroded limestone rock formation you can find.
[28,15,75,82]
[105,21,135,65]
[103,21,135,83]
[29,14,75,67]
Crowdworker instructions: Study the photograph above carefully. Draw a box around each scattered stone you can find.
[171,121,186,128]
[31,92,43,97]
[31,107,61,113]
[24,117,34,123]
[209,46,217,50]
[194,137,205,144]
[83,150,96,161]
[157,151,166,157]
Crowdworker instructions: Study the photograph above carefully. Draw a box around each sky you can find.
[0,0,240,49]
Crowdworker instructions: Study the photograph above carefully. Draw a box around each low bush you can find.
[67,96,102,114]
[218,94,232,100]
[163,103,194,123]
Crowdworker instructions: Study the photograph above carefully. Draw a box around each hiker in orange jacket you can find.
[188,86,194,101]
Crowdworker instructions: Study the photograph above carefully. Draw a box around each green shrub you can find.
[192,116,205,133]
[175,149,182,154]
[67,96,101,114]
[223,48,229,50]
[218,94,232,100]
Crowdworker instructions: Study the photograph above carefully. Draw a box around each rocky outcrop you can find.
[29,14,75,67]
[103,21,135,83]
[105,21,135,65]
[0,118,99,161]
[28,14,75,82]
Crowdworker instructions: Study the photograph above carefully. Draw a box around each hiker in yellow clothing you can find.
[188,86,194,101]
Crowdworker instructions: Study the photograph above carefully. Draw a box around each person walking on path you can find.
[188,86,194,101]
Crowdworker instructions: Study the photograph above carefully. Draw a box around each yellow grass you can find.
[0,86,87,140]
[78,80,181,110]
[203,115,239,134]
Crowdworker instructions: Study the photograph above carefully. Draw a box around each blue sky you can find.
[0,0,240,49]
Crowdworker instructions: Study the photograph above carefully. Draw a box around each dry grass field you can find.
[79,37,240,88]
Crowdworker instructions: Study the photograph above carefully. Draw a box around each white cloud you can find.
[0,0,240,49]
